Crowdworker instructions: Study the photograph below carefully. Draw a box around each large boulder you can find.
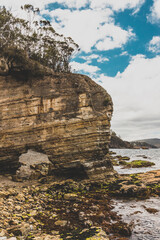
[0,73,114,179]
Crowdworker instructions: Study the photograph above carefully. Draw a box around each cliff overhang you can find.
[0,71,114,179]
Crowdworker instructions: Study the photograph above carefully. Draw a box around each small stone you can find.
[64,193,78,200]
[84,220,93,226]
[79,211,86,221]
[15,206,21,211]
[0,230,7,237]
[7,176,12,180]
[16,194,25,201]
[28,217,36,223]
[7,238,17,240]
[0,191,9,198]
[54,220,67,227]
[29,210,37,216]
[1,211,10,217]
[90,205,99,211]
[98,212,105,219]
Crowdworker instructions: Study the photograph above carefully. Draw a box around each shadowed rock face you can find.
[0,73,114,179]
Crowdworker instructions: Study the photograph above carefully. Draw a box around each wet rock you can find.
[142,205,159,214]
[136,155,148,159]
[111,159,119,166]
[122,160,155,168]
[121,156,130,161]
[112,221,132,237]
[119,160,127,165]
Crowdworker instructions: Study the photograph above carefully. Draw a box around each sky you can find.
[1,0,160,141]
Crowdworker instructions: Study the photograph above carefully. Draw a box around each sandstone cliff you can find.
[0,73,114,179]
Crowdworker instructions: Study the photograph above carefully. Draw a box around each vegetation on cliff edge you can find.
[0,5,79,77]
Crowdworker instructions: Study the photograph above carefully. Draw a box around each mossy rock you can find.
[121,156,130,161]
[125,160,155,168]
[111,159,119,166]
[119,160,128,165]
[109,151,116,155]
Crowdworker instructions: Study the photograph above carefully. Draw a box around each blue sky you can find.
[2,0,160,140]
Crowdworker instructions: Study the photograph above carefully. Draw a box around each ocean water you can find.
[113,197,160,240]
[112,148,160,174]
[111,149,160,240]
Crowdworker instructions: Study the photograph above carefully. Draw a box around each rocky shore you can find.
[0,174,131,240]
[0,162,160,240]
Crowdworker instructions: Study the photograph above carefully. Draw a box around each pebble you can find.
[54,220,67,227]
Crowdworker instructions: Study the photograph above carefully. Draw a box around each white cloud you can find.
[148,0,160,23]
[95,25,135,51]
[1,0,144,12]
[148,36,160,53]
[94,55,160,140]
[90,0,145,12]
[50,0,89,9]
[81,54,99,62]
[120,51,129,56]
[48,8,135,52]
[48,8,115,52]
[0,0,87,10]
[97,56,109,63]
[70,61,100,74]
[1,1,136,53]
[81,54,109,63]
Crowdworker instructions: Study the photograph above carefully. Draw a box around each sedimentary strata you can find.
[0,73,114,179]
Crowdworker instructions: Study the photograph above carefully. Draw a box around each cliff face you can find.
[0,73,114,179]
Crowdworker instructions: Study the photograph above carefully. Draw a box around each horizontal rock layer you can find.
[0,73,114,179]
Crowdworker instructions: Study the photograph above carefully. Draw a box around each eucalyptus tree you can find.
[0,5,79,75]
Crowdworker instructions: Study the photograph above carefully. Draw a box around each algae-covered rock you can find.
[121,156,130,161]
[86,227,109,240]
[111,159,119,166]
[125,160,155,168]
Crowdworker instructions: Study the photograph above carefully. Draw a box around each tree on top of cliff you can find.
[0,5,79,75]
